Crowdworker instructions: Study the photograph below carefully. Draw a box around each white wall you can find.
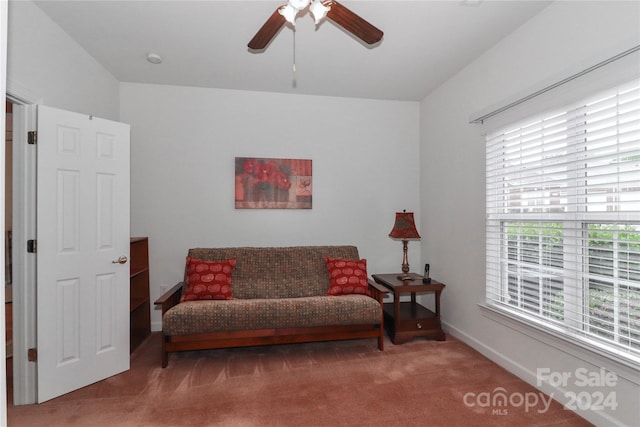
[120,82,421,331]
[420,1,640,426]
[6,1,119,120]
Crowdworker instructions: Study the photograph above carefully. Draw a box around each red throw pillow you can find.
[180,257,237,302]
[325,257,370,296]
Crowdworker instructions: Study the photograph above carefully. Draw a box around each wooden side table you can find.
[372,274,445,344]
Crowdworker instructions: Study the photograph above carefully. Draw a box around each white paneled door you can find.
[36,106,130,402]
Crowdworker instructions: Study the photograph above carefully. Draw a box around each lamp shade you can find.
[388,211,421,240]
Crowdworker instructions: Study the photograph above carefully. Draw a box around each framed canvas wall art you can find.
[235,157,312,209]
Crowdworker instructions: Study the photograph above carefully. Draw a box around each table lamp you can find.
[388,210,421,281]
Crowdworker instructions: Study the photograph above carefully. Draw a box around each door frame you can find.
[1,3,7,420]
[7,86,40,405]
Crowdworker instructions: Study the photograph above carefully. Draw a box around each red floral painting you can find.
[235,157,312,209]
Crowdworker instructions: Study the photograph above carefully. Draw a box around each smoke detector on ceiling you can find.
[146,53,163,64]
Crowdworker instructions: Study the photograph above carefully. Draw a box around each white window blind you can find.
[486,79,640,364]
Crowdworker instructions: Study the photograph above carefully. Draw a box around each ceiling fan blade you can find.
[248,8,287,50]
[326,1,383,45]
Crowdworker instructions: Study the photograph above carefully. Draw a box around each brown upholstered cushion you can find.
[185,246,361,299]
[162,295,381,336]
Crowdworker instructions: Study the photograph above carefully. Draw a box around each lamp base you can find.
[397,273,416,281]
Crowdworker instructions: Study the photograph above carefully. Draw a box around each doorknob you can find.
[112,256,128,264]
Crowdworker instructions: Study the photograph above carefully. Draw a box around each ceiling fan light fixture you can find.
[279,4,299,25]
[248,0,383,50]
[289,0,310,10]
[310,0,330,24]
[279,0,329,26]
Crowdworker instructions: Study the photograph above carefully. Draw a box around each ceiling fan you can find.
[248,0,383,51]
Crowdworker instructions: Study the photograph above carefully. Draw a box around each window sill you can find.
[478,303,640,385]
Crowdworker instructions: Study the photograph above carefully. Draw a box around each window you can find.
[486,80,640,364]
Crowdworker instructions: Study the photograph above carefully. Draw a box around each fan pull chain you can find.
[292,29,297,88]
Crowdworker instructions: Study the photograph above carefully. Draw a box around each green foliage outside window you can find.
[505,222,640,350]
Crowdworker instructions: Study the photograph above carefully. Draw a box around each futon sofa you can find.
[154,246,388,367]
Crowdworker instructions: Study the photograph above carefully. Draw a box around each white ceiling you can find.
[33,0,552,101]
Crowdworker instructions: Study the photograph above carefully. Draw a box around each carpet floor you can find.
[7,332,593,426]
